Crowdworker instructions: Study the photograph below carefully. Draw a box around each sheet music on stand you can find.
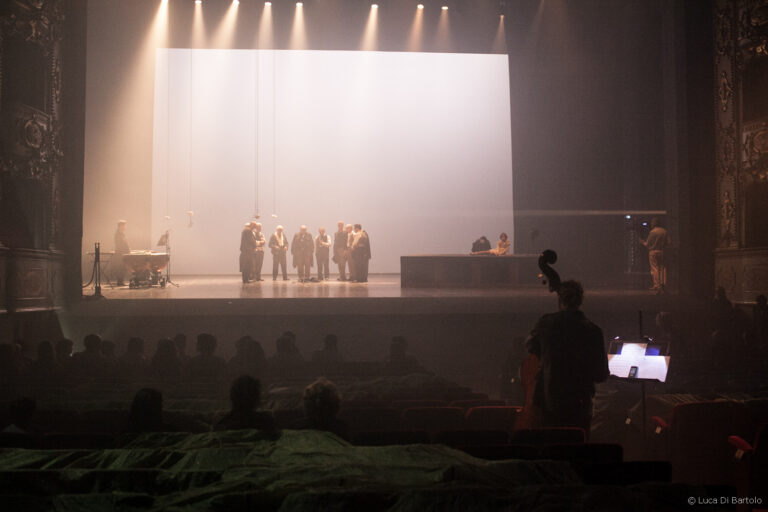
[608,342,671,438]
[608,342,670,382]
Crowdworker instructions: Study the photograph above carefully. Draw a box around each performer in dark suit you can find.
[269,225,289,281]
[316,227,331,280]
[114,220,130,286]
[252,222,266,281]
[333,221,348,281]
[239,223,256,283]
[345,224,355,281]
[525,280,608,436]
[350,224,371,283]
[292,225,315,283]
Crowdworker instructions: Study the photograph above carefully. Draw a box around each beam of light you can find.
[258,1,274,49]
[191,0,206,48]
[211,0,239,49]
[435,4,451,51]
[111,0,169,133]
[360,3,378,51]
[493,13,507,53]
[289,1,306,49]
[407,4,424,52]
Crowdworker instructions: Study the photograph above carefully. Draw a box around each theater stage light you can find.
[296,2,303,6]
[195,0,202,4]
[417,4,424,9]
[372,3,378,8]
[442,5,448,10]
[265,1,271,4]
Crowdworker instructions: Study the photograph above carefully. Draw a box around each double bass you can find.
[514,249,561,431]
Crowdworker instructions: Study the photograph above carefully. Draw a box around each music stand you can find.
[83,242,107,300]
[157,231,179,287]
[608,342,671,438]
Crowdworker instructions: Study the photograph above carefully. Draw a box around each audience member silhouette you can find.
[712,286,734,332]
[29,341,61,381]
[70,334,106,380]
[385,336,426,375]
[13,339,34,372]
[228,336,267,379]
[186,333,227,381]
[0,344,25,383]
[55,338,74,375]
[120,337,149,379]
[150,338,183,381]
[124,388,176,433]
[291,377,349,440]
[269,335,305,369]
[312,334,345,364]
[752,294,768,345]
[174,333,190,365]
[1,397,38,435]
[100,339,120,376]
[215,375,277,435]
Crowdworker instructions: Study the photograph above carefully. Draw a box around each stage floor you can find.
[77,273,683,317]
[87,274,547,300]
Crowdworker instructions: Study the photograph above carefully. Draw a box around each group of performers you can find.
[240,221,371,284]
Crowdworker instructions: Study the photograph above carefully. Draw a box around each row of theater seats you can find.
[650,399,768,507]
[0,427,672,488]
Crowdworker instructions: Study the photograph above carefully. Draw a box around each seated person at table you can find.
[472,232,510,256]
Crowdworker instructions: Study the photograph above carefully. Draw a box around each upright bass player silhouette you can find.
[517,250,609,437]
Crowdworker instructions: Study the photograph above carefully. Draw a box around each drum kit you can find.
[84,231,176,294]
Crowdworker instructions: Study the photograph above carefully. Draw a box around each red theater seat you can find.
[465,406,521,432]
[401,407,465,433]
[353,430,430,446]
[339,407,400,433]
[655,400,748,486]
[729,423,768,510]
[392,400,448,410]
[509,427,586,446]
[449,399,507,410]
[433,430,509,447]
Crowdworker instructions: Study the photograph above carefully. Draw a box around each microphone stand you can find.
[163,230,179,287]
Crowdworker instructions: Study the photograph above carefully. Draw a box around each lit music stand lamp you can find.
[608,342,670,438]
[157,231,178,287]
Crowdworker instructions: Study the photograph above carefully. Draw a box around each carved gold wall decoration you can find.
[719,71,734,111]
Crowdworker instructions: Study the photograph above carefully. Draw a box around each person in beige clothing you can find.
[472,232,511,256]
[641,218,671,294]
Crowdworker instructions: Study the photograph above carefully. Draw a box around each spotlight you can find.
[442,5,448,10]
[265,1,271,4]
[372,3,378,8]
[195,0,202,4]
[417,3,424,8]
[233,0,239,4]
[296,1,303,6]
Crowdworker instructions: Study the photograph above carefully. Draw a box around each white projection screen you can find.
[152,49,513,274]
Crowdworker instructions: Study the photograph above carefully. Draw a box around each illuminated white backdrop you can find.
[152,49,513,274]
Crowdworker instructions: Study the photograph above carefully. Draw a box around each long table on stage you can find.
[400,254,541,288]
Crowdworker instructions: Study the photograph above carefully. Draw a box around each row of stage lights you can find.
[193,1,452,10]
